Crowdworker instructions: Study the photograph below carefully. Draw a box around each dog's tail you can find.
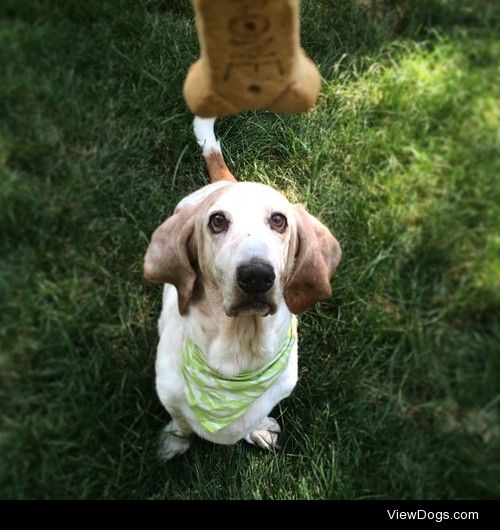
[193,117,236,183]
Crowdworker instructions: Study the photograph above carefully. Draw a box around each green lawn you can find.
[1,0,499,499]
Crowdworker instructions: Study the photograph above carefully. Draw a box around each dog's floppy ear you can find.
[144,204,198,315]
[284,204,341,314]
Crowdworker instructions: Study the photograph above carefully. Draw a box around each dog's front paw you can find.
[244,417,281,451]
[158,420,191,461]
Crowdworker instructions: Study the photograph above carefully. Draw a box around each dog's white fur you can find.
[193,116,219,155]
[145,118,340,459]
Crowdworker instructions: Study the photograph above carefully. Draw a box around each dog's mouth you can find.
[226,299,276,317]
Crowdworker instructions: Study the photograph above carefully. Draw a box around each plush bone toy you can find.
[184,0,321,117]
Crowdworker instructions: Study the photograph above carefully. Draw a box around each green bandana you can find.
[182,317,298,434]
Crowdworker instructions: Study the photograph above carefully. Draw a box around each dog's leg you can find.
[244,416,281,451]
[158,413,192,461]
[193,116,236,183]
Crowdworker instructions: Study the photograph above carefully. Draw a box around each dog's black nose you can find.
[237,261,275,294]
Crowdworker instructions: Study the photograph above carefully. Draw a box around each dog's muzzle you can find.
[227,259,276,317]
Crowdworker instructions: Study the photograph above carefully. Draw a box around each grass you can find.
[0,0,499,499]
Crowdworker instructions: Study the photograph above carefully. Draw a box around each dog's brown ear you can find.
[284,204,341,314]
[144,205,198,315]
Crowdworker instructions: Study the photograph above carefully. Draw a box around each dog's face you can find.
[144,182,341,316]
[198,183,294,316]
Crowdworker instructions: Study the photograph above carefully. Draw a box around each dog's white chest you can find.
[155,285,298,446]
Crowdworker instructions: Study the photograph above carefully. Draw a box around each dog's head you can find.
[144,182,341,316]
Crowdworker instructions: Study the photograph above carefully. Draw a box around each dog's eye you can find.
[270,213,287,233]
[209,212,229,233]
